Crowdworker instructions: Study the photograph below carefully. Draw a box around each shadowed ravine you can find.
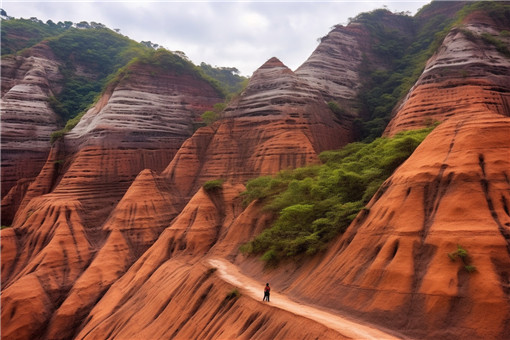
[207,258,404,340]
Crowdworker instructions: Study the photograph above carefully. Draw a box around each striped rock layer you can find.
[2,5,510,340]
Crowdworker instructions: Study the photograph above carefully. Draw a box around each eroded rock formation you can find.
[1,43,62,201]
[241,9,510,340]
[385,13,510,135]
[1,57,224,340]
[282,113,510,339]
[163,57,353,196]
[2,3,510,340]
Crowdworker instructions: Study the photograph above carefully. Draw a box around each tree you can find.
[76,21,90,29]
[201,110,217,126]
[201,103,227,126]
[141,41,159,49]
[173,50,190,61]
[90,22,106,29]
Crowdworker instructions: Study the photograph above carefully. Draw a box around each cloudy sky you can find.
[2,1,430,76]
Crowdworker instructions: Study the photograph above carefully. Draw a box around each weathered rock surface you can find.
[1,44,62,200]
[68,183,344,339]
[239,10,510,340]
[167,57,353,195]
[66,62,221,150]
[3,5,510,340]
[385,15,510,135]
[75,258,344,340]
[284,113,510,339]
[294,24,367,112]
[1,58,224,340]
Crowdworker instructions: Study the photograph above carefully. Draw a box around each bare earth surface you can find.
[208,258,404,340]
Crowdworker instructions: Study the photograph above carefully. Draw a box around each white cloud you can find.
[1,1,430,76]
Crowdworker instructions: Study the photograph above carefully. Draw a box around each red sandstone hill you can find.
[1,49,353,339]
[2,2,510,340]
[0,53,224,339]
[235,7,510,340]
[1,43,63,206]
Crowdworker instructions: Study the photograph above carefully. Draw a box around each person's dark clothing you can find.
[263,284,270,302]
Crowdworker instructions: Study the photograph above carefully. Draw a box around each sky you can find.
[2,1,430,76]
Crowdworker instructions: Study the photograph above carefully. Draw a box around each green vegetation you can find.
[448,244,477,273]
[327,101,347,119]
[1,17,68,55]
[481,33,510,58]
[45,27,150,124]
[352,1,510,141]
[455,1,510,27]
[50,110,88,143]
[201,103,227,126]
[241,126,435,265]
[199,62,248,94]
[354,7,455,141]
[203,179,225,192]
[225,288,240,300]
[1,225,11,230]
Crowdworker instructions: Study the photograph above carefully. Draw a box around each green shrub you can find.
[201,111,218,126]
[50,110,87,143]
[1,18,68,55]
[464,265,477,273]
[225,288,240,300]
[328,101,346,118]
[201,102,227,126]
[203,179,224,192]
[241,127,435,264]
[448,244,477,273]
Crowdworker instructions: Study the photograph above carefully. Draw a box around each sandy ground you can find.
[208,258,404,340]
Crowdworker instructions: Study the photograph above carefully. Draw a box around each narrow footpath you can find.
[208,258,404,340]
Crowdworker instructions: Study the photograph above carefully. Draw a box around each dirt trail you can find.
[208,258,403,340]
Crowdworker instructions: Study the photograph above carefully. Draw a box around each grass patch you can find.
[241,126,435,265]
[448,244,477,273]
[203,179,225,192]
[225,288,240,300]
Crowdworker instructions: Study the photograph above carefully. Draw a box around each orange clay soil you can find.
[251,113,509,340]
[208,258,403,340]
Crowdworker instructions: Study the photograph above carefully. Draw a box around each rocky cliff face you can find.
[385,12,510,135]
[176,57,353,189]
[294,25,367,112]
[284,114,510,339]
[1,43,62,201]
[251,9,510,340]
[0,56,224,340]
[1,51,352,339]
[2,3,510,340]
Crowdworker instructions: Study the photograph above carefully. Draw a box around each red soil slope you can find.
[257,11,510,340]
[385,14,510,136]
[3,6,509,340]
[0,59,224,340]
[285,113,510,339]
[1,55,353,339]
[1,43,62,217]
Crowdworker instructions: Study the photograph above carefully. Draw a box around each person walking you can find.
[263,283,270,302]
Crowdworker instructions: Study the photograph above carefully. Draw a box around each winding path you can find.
[208,258,403,340]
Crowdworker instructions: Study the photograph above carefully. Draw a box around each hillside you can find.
[0,18,245,203]
[2,2,510,340]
